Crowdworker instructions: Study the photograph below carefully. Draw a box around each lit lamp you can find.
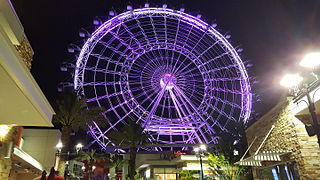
[280,52,320,146]
[194,144,207,180]
[76,143,83,153]
[0,125,10,138]
[299,52,320,68]
[56,142,63,152]
[55,142,63,170]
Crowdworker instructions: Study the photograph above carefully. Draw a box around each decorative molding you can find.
[14,37,34,70]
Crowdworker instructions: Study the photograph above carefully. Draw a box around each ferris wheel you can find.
[73,5,252,150]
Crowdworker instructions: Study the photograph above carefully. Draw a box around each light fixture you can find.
[280,74,303,88]
[300,52,320,68]
[76,143,83,152]
[199,144,207,151]
[0,125,10,138]
[233,149,239,156]
[56,142,63,152]
[280,52,320,147]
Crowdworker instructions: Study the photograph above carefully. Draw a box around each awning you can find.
[236,150,291,167]
[13,147,44,171]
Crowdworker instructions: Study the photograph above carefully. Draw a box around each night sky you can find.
[11,0,320,120]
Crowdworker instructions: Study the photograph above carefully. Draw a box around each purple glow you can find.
[74,7,252,149]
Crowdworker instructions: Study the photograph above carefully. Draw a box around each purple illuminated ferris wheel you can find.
[74,6,252,150]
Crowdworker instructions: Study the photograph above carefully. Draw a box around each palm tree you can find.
[107,120,149,180]
[179,170,198,180]
[207,153,246,180]
[52,92,105,152]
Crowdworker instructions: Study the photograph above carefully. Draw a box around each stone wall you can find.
[246,98,320,179]
[0,126,20,180]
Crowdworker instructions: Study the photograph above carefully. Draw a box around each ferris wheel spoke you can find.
[183,88,203,105]
[97,40,131,58]
[103,98,134,114]
[130,83,154,93]
[144,87,166,129]
[211,86,246,95]
[134,17,152,48]
[168,90,187,120]
[174,85,215,133]
[88,126,108,150]
[195,40,221,59]
[149,16,159,44]
[80,66,125,75]
[183,73,203,79]
[206,63,239,73]
[121,22,144,49]
[109,28,139,55]
[173,91,209,142]
[188,29,210,54]
[172,89,195,119]
[176,66,202,77]
[96,110,136,142]
[86,90,128,103]
[201,51,231,67]
[90,53,125,66]
[81,81,123,87]
[176,50,230,75]
[164,15,168,45]
[209,95,241,110]
[171,26,194,73]
[212,77,242,82]
[172,15,182,51]
[160,95,168,118]
[210,104,236,122]
[171,55,188,76]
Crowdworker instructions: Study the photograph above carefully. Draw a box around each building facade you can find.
[242,98,320,179]
[0,0,57,179]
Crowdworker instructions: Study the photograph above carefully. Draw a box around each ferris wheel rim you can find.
[74,7,251,122]
[73,7,252,149]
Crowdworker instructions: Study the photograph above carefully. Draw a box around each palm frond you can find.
[52,92,105,132]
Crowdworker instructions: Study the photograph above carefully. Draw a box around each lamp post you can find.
[280,52,320,146]
[54,142,63,170]
[194,144,207,180]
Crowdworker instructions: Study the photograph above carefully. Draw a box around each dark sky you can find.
[11,0,320,119]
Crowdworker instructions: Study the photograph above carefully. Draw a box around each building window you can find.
[256,162,300,180]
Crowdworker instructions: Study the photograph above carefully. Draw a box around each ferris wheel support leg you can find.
[143,87,166,129]
[169,89,195,144]
[172,89,208,143]
[173,85,216,143]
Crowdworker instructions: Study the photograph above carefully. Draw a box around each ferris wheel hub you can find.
[160,73,177,90]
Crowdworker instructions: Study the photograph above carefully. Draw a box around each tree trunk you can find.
[61,126,72,153]
[128,146,137,180]
[58,126,72,178]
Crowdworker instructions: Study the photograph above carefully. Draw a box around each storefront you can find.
[136,154,210,180]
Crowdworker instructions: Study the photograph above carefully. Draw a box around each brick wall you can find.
[246,98,320,179]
